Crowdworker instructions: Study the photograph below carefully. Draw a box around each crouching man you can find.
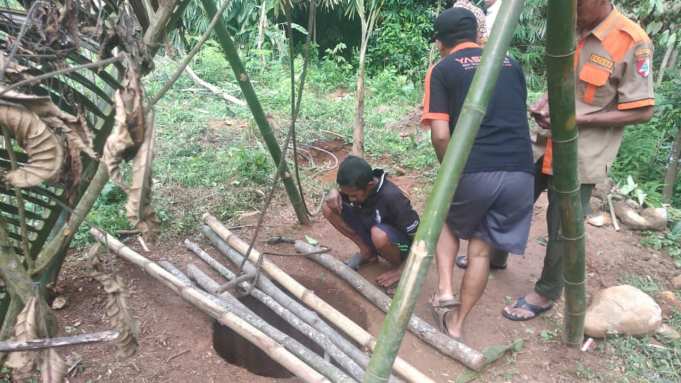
[322,156,420,294]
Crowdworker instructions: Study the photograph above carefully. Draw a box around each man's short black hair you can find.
[337,156,373,188]
[433,7,478,47]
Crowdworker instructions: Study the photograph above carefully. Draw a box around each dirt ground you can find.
[53,139,680,383]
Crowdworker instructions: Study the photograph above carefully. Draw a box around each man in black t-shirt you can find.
[421,8,534,341]
[323,156,420,293]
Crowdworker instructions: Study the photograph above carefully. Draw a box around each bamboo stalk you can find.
[546,0,585,347]
[1,127,31,267]
[184,66,245,106]
[0,330,119,352]
[89,228,330,383]
[148,0,233,107]
[183,239,383,383]
[296,241,486,370]
[198,0,310,225]
[364,2,525,380]
[186,264,355,383]
[201,215,432,383]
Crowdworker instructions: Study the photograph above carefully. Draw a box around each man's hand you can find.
[324,188,343,215]
[529,93,551,130]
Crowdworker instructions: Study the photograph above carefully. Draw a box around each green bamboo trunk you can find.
[199,0,310,225]
[546,0,585,346]
[363,1,525,380]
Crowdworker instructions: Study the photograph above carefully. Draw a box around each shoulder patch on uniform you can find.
[636,55,651,78]
[590,54,614,71]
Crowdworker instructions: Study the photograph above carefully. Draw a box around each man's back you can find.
[423,43,533,174]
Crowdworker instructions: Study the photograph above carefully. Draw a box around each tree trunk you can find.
[257,0,268,63]
[183,240,370,382]
[90,229,329,383]
[663,126,681,203]
[186,264,355,383]
[364,1,525,380]
[199,0,310,225]
[352,30,368,156]
[296,242,485,371]
[656,35,676,87]
[199,218,430,383]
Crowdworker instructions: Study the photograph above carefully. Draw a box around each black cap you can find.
[432,7,478,43]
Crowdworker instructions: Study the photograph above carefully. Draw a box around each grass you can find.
[74,42,430,245]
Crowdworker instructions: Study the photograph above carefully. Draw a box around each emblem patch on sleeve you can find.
[636,56,650,78]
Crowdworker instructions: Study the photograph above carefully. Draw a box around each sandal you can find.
[429,293,459,311]
[455,255,507,270]
[432,303,463,342]
[502,296,553,321]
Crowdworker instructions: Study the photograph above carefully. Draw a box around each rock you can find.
[51,296,67,310]
[656,290,681,316]
[640,208,668,231]
[672,275,681,290]
[587,213,611,227]
[656,324,681,341]
[614,201,667,231]
[585,285,662,337]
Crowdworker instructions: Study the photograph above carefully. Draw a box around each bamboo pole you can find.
[295,241,486,370]
[199,217,431,383]
[198,0,310,225]
[0,330,119,352]
[90,228,329,383]
[185,264,355,383]
[546,0,585,347]
[364,1,525,380]
[183,240,371,383]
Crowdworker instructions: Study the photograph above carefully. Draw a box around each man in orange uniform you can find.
[502,0,655,321]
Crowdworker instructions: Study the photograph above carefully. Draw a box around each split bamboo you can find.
[198,0,309,225]
[546,0,585,346]
[295,241,485,370]
[183,240,371,383]
[200,216,432,383]
[185,264,355,383]
[0,330,119,352]
[365,1,525,380]
[90,228,329,383]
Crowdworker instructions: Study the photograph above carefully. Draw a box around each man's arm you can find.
[431,120,451,163]
[577,106,654,128]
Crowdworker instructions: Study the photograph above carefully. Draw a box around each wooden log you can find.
[0,330,119,352]
[183,240,384,383]
[295,241,487,371]
[186,264,355,383]
[201,215,434,383]
[90,228,330,383]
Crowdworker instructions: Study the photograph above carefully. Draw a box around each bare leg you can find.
[322,202,375,260]
[435,224,459,301]
[371,226,404,287]
[446,238,491,339]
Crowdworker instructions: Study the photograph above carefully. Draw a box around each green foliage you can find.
[509,0,547,91]
[612,73,681,207]
[620,273,662,295]
[640,229,681,265]
[366,0,437,82]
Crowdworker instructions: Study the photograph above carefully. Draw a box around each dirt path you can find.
[53,142,679,382]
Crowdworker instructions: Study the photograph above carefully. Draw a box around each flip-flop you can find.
[455,255,507,270]
[344,253,375,271]
[429,293,459,311]
[432,303,463,342]
[502,296,554,321]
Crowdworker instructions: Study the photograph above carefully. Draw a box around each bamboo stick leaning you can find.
[183,240,374,383]
[295,241,487,371]
[90,228,329,383]
[201,214,435,383]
